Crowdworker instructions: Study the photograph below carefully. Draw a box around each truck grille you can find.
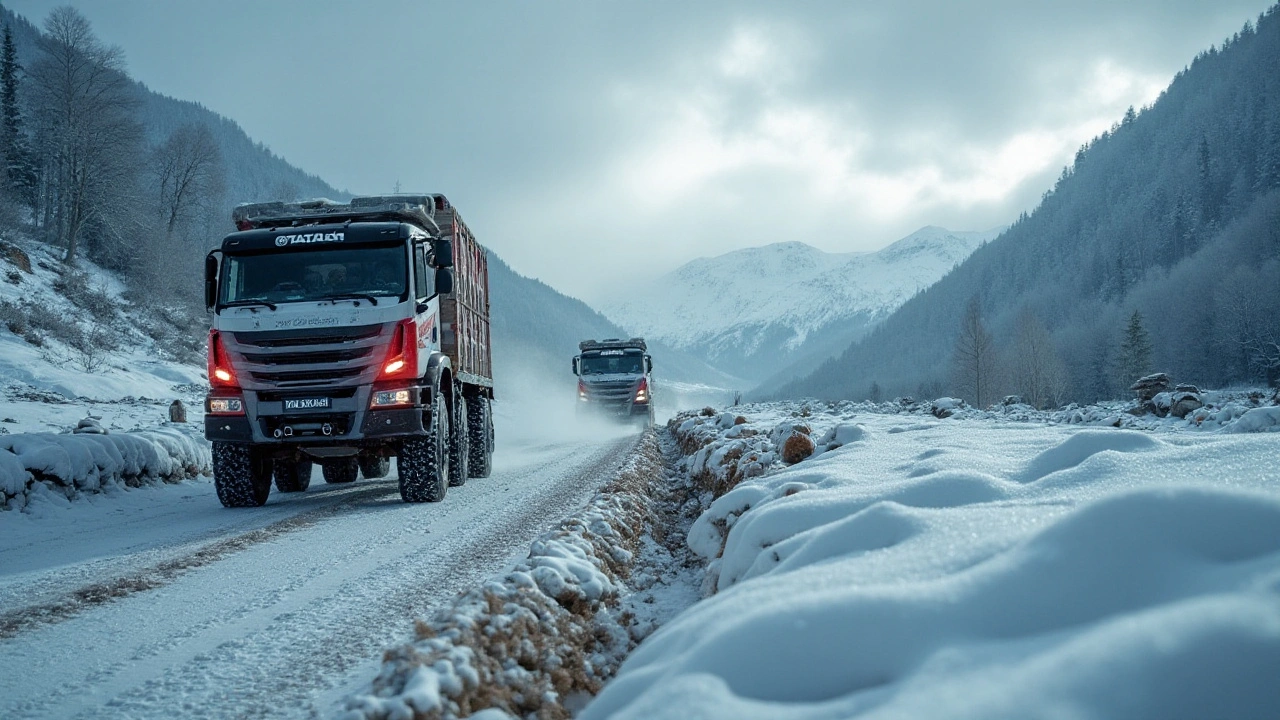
[250,367,365,384]
[239,348,373,365]
[236,325,382,347]
[227,323,390,390]
[582,379,640,408]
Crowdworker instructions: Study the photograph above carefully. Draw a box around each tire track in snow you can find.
[94,435,644,720]
[0,483,399,639]
[0,434,641,720]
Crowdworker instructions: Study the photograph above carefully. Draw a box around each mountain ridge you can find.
[604,225,1002,383]
[773,7,1280,403]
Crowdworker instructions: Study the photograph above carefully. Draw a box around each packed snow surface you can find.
[583,400,1280,719]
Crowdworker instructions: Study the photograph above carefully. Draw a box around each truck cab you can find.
[572,338,654,426]
[203,195,494,507]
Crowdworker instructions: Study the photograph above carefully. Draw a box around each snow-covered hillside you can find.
[0,235,207,414]
[604,226,1000,384]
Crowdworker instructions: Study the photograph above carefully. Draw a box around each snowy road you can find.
[0,432,640,719]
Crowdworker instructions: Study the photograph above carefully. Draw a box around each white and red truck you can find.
[202,195,493,507]
[573,337,655,426]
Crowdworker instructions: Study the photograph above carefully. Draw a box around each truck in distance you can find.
[203,194,494,507]
[572,337,654,426]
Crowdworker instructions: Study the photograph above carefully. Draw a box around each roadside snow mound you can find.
[1223,405,1280,433]
[345,434,670,720]
[0,424,210,512]
[581,402,1280,720]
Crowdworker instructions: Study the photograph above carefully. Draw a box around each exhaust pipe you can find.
[273,428,283,438]
[321,423,333,436]
[283,426,294,437]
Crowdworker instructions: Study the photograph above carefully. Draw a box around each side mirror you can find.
[433,238,454,268]
[572,357,580,375]
[645,355,653,373]
[435,267,454,295]
[204,254,219,310]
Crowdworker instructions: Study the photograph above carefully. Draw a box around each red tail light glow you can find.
[207,329,239,388]
[379,318,419,381]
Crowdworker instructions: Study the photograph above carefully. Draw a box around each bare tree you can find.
[1217,263,1280,386]
[1008,309,1068,408]
[952,295,997,407]
[28,6,141,263]
[152,123,224,240]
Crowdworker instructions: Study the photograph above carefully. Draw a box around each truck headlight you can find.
[371,389,413,408]
[207,396,244,415]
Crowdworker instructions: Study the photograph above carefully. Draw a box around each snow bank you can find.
[582,402,1280,719]
[0,423,210,512]
[344,433,675,720]
[1223,405,1280,433]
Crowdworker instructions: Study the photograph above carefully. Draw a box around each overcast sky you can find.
[4,1,1274,302]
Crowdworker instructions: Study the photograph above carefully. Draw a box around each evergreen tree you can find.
[0,23,30,203]
[1259,118,1280,191]
[0,25,16,155]
[1117,310,1153,387]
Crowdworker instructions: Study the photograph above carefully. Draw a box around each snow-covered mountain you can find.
[604,226,1002,384]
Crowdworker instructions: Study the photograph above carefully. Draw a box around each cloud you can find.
[5,0,1270,303]
[493,1,1270,301]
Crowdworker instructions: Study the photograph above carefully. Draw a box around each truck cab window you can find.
[221,245,408,305]
[415,245,433,299]
[579,352,645,375]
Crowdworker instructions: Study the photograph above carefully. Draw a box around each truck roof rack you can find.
[232,194,451,234]
[579,337,647,352]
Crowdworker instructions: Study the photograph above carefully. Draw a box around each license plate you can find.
[284,397,331,410]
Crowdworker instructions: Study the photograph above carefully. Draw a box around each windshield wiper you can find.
[318,293,379,306]
[221,299,277,311]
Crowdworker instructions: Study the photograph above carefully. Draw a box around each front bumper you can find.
[578,399,651,418]
[204,385,427,447]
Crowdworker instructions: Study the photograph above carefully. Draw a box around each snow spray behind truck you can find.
[203,195,494,507]
[572,338,654,426]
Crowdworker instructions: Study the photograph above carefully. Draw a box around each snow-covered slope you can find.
[604,226,1001,384]
[0,236,208,420]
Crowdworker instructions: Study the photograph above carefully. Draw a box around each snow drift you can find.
[582,399,1280,720]
[0,423,210,512]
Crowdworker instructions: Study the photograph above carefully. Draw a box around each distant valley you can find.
[603,226,1001,387]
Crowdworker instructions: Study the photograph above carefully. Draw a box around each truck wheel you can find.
[322,457,359,484]
[449,395,469,487]
[212,442,272,508]
[358,454,390,479]
[273,458,313,493]
[398,392,449,502]
[467,396,492,478]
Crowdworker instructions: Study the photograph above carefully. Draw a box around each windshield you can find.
[579,352,644,375]
[220,244,408,306]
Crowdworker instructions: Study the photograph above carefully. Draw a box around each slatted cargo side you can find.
[437,205,493,392]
